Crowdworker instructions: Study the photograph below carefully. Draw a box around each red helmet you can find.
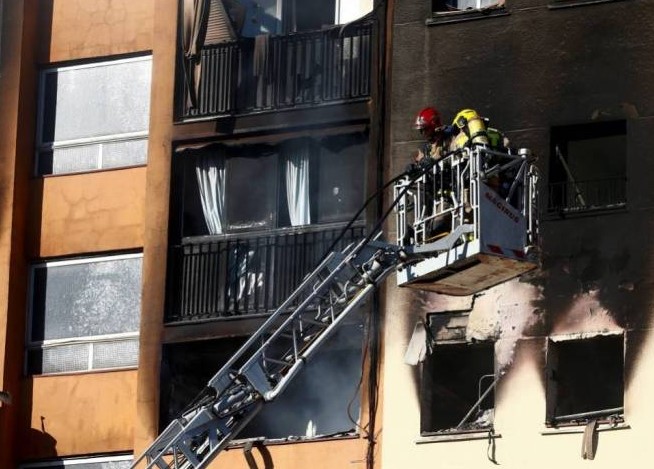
[413,107,442,134]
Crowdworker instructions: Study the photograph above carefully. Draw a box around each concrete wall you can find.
[382,0,654,467]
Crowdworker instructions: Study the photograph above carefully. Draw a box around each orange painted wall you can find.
[41,0,154,63]
[19,370,137,459]
[30,167,147,258]
[210,437,368,469]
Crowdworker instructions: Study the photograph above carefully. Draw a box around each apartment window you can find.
[432,0,503,13]
[36,55,152,176]
[418,314,495,434]
[26,253,143,375]
[549,121,626,214]
[181,133,367,237]
[160,317,364,439]
[20,455,132,469]
[546,335,624,426]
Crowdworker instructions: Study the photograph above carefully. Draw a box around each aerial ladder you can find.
[132,145,539,469]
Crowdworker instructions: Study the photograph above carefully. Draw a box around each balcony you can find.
[165,224,366,323]
[176,23,373,120]
[547,177,627,214]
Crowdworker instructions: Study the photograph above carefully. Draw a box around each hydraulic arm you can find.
[132,235,402,469]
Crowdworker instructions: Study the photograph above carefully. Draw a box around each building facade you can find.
[382,0,654,468]
[0,0,386,468]
[2,0,653,468]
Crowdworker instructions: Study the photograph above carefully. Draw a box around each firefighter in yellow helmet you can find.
[449,109,510,151]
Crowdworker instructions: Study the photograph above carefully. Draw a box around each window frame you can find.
[35,54,152,176]
[427,0,508,25]
[25,252,143,376]
[548,120,627,216]
[419,315,497,436]
[180,133,368,240]
[19,454,133,468]
[545,333,625,428]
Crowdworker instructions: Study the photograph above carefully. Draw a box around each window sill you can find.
[228,432,359,448]
[548,0,628,10]
[426,7,509,26]
[541,422,629,435]
[545,203,627,220]
[416,429,499,444]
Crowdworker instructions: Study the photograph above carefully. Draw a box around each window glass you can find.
[37,56,152,175]
[27,254,142,375]
[315,134,366,224]
[433,0,500,11]
[225,150,278,230]
[231,0,281,37]
[182,133,367,237]
[30,255,142,341]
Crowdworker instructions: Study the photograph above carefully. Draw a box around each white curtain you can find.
[284,140,311,226]
[195,152,226,234]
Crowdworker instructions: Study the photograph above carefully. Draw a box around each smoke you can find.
[239,317,365,440]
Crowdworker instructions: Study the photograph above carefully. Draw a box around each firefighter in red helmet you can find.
[412,107,453,166]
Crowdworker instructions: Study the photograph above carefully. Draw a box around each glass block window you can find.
[36,55,152,175]
[26,253,143,375]
[20,455,132,469]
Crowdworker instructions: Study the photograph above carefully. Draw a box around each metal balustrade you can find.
[177,23,372,120]
[166,225,366,323]
[547,177,626,213]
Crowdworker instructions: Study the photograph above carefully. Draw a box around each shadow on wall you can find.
[26,416,58,458]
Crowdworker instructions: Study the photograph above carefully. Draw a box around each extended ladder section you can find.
[132,236,401,469]
[394,146,539,295]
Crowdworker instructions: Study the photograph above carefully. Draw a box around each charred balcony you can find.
[166,224,366,323]
[175,23,373,121]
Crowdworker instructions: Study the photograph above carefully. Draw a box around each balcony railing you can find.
[177,23,373,120]
[165,224,366,323]
[548,177,627,214]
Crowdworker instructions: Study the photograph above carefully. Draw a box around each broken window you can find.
[419,313,496,434]
[546,334,624,427]
[549,121,627,213]
[178,133,367,238]
[159,315,364,440]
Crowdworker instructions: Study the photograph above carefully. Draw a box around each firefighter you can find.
[407,106,454,242]
[449,108,510,151]
[412,106,452,167]
[450,108,513,201]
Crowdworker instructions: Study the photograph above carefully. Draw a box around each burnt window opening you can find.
[175,133,367,239]
[421,338,496,434]
[546,335,625,427]
[159,316,364,440]
[548,120,627,214]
